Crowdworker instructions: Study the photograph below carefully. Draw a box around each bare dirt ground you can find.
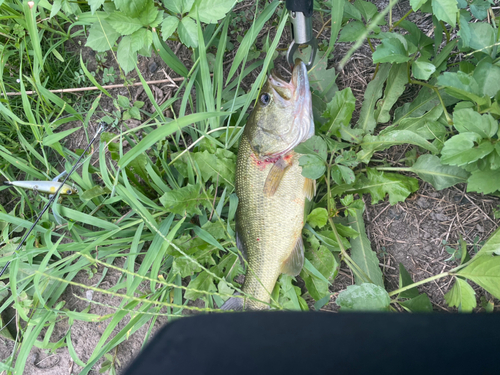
[1,0,499,374]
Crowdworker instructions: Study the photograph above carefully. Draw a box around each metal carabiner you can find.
[286,0,317,69]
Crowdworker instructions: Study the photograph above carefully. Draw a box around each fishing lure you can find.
[3,171,78,196]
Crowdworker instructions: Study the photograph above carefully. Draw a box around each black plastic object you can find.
[286,0,314,17]
[123,312,500,375]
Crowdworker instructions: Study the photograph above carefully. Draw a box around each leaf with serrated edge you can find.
[116,36,137,74]
[410,154,469,190]
[336,283,390,311]
[349,208,384,287]
[375,63,407,124]
[356,63,391,133]
[178,17,198,48]
[453,108,498,139]
[444,278,477,312]
[432,0,458,28]
[466,168,500,194]
[85,20,121,52]
[307,208,328,229]
[476,228,500,256]
[372,38,410,64]
[441,133,494,166]
[350,168,419,205]
[159,183,211,216]
[457,256,500,299]
[189,0,236,24]
[161,16,179,41]
[106,11,143,35]
[321,88,356,136]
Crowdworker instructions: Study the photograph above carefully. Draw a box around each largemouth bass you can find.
[222,60,315,311]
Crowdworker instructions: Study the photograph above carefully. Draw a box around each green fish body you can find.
[222,60,315,311]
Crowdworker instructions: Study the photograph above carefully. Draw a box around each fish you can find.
[222,59,315,311]
[3,171,78,196]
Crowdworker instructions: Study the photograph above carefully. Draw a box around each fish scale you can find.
[235,135,307,310]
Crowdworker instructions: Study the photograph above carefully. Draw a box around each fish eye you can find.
[67,190,72,194]
[260,93,271,106]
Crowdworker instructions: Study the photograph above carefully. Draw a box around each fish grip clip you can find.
[286,0,317,69]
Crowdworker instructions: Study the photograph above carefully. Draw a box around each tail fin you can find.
[220,295,244,311]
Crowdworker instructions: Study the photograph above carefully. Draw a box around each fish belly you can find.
[235,135,306,309]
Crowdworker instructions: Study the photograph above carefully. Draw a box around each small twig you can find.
[2,78,185,97]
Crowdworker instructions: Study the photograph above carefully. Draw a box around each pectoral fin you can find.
[304,178,316,201]
[281,236,305,276]
[263,157,290,197]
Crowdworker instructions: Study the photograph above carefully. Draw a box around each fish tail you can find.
[220,295,244,311]
[3,181,13,186]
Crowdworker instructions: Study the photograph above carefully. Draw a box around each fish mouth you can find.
[267,59,314,155]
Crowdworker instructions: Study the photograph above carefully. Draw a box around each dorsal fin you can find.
[304,178,316,201]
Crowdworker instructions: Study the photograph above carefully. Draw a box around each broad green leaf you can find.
[114,0,149,17]
[161,16,179,41]
[338,21,366,42]
[184,271,216,301]
[441,133,494,166]
[398,263,419,298]
[467,168,500,194]
[178,17,198,48]
[359,130,438,162]
[306,208,328,229]
[432,0,457,28]
[437,72,488,105]
[374,63,407,123]
[457,255,500,299]
[444,277,477,312]
[295,135,328,161]
[372,38,410,64]
[353,0,378,21]
[349,208,384,287]
[88,0,105,13]
[138,0,159,25]
[412,60,436,80]
[350,168,419,205]
[469,22,495,55]
[321,88,356,136]
[382,105,444,138]
[85,20,121,52]
[298,155,326,179]
[336,283,390,311]
[160,183,211,216]
[129,28,153,52]
[410,0,429,12]
[410,155,469,190]
[300,246,337,301]
[470,0,490,20]
[278,274,308,311]
[473,59,500,97]
[453,108,498,138]
[356,63,391,133]
[477,227,500,256]
[43,126,82,146]
[116,36,137,74]
[190,0,237,24]
[399,293,433,312]
[106,11,143,35]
